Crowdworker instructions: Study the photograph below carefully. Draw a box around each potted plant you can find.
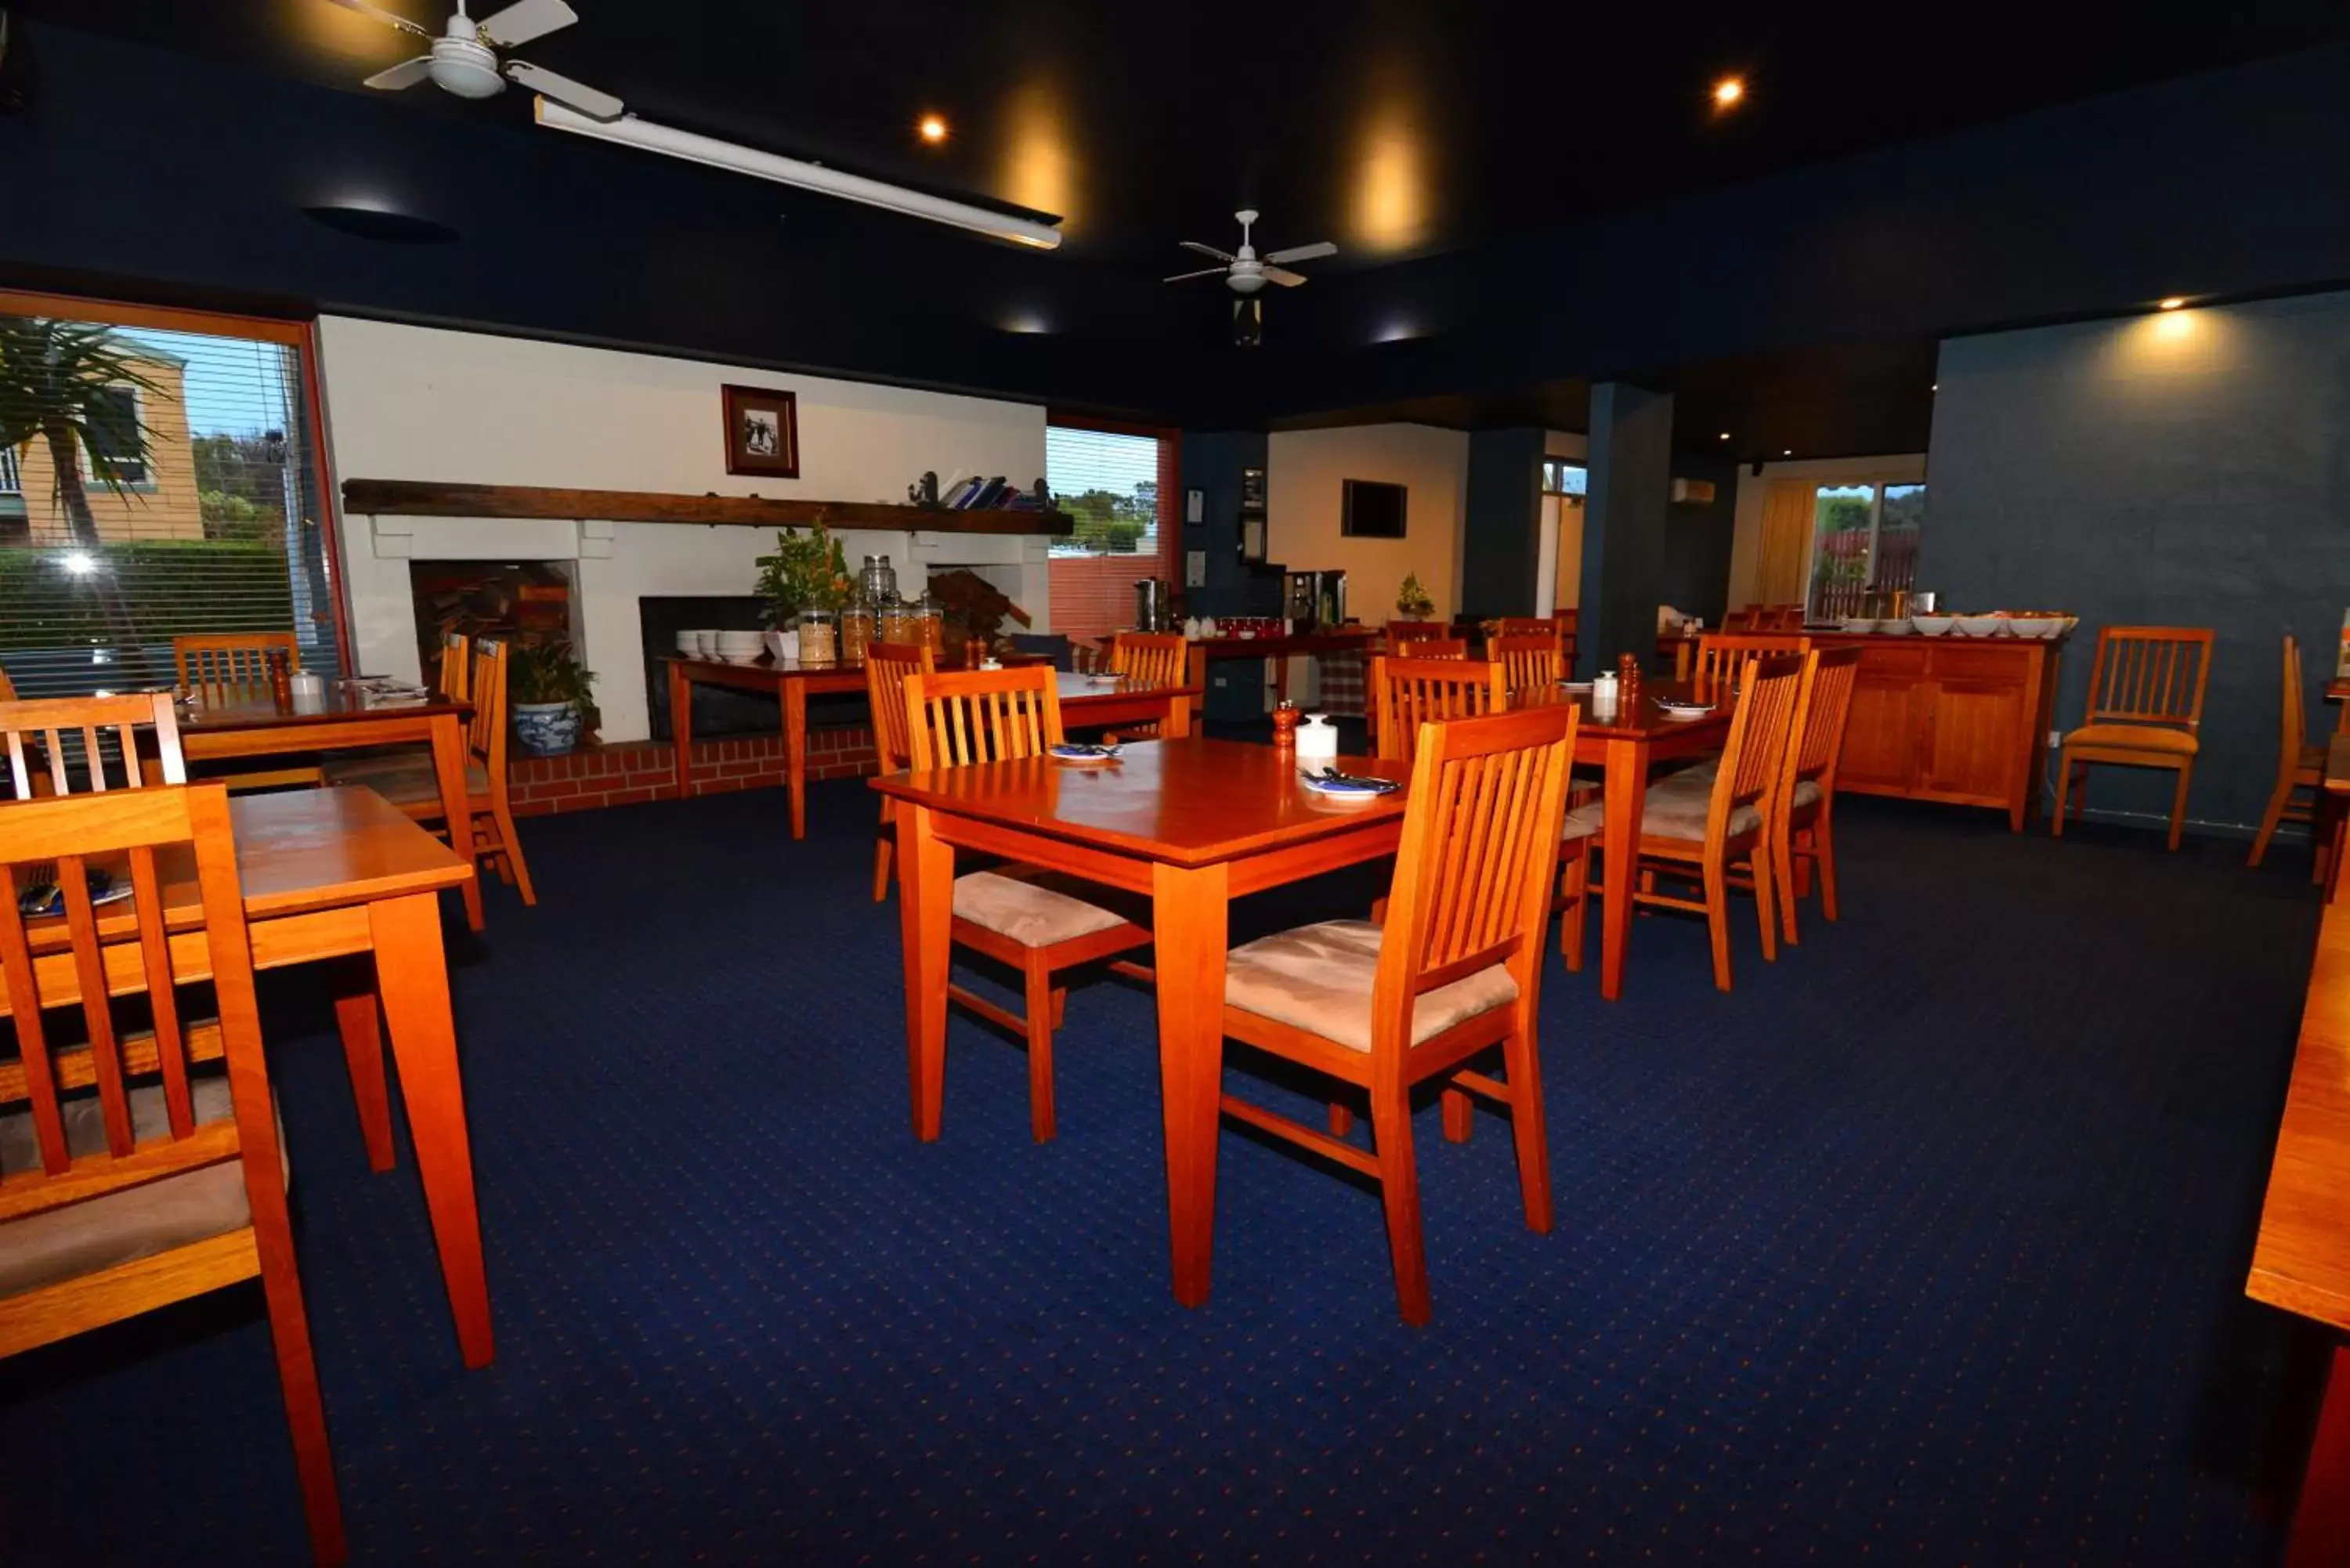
[1395,573,1435,620]
[508,639,597,757]
[755,524,852,660]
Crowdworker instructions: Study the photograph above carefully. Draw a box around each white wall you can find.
[317,317,1047,742]
[1265,423,1471,621]
[1725,453,1929,610]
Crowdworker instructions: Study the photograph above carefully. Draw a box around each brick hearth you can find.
[508,725,879,816]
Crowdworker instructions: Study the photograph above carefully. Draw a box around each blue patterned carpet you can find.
[0,778,2324,1565]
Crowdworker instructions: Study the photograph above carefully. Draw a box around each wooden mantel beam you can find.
[341,479,1075,537]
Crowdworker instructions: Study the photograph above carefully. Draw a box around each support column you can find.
[1577,381,1673,680]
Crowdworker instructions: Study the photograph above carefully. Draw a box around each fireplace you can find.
[410,560,574,691]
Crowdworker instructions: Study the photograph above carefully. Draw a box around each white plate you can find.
[1655,703,1716,720]
[1050,743,1122,764]
[1299,774,1401,800]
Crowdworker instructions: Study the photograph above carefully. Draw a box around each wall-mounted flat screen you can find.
[1341,479,1408,538]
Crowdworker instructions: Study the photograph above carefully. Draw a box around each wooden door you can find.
[1837,642,1928,793]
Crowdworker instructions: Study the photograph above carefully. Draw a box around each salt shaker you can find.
[1590,670,1619,719]
[1295,713,1339,763]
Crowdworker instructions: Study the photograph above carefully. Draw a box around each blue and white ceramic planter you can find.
[512,701,582,757]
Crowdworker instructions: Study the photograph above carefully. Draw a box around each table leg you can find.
[428,710,483,932]
[1152,860,1230,1307]
[897,802,954,1140]
[1600,735,1647,1002]
[783,678,810,840]
[370,890,494,1369]
[671,659,695,800]
[1161,688,1192,739]
[332,960,394,1174]
[2287,1342,2350,1566]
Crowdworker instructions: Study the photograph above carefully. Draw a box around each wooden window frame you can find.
[1045,411,1183,586]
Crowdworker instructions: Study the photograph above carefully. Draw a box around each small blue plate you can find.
[1300,772,1401,799]
[1050,742,1123,764]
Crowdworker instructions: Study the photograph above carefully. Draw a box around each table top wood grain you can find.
[2249,891,2350,1332]
[175,685,470,734]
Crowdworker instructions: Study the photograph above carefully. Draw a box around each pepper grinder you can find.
[268,649,295,712]
[1271,701,1300,752]
[1617,652,1642,701]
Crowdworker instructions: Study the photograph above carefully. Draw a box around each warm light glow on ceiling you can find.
[1350,76,1433,255]
[917,114,949,145]
[278,0,403,66]
[1712,76,1746,110]
[2158,296,2187,310]
[997,84,1076,232]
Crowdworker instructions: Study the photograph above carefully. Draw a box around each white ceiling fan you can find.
[1165,210,1336,293]
[327,0,624,121]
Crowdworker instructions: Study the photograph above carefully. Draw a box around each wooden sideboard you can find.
[1816,633,2064,832]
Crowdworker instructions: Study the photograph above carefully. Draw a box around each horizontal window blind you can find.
[0,311,342,696]
[1047,425,1163,558]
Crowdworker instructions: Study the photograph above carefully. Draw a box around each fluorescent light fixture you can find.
[535,99,1062,250]
[2158,296,2186,310]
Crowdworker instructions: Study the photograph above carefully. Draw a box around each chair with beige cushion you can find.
[0,692,186,797]
[1562,651,1805,992]
[0,784,345,1563]
[1693,631,1809,688]
[2051,624,2214,851]
[1220,704,1578,1324]
[2251,633,2330,873]
[1489,633,1564,695]
[863,639,936,901]
[903,665,1152,1143]
[1371,655,1503,761]
[1771,644,1863,943]
[327,638,535,903]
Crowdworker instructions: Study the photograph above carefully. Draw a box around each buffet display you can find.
[1824,611,2077,639]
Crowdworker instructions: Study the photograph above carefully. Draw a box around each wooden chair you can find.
[0,692,186,797]
[1370,656,1506,761]
[1693,631,1810,688]
[1762,605,1807,631]
[1386,620,1453,650]
[1218,704,1578,1324]
[0,783,345,1563]
[1771,645,1863,943]
[1563,652,1805,991]
[1490,634,1563,695]
[1494,616,1565,641]
[434,630,472,701]
[173,630,300,692]
[1719,608,1759,632]
[328,639,534,903]
[2250,633,2329,872]
[863,639,936,901]
[2051,625,2215,851]
[902,665,1152,1142]
[1107,632,1188,739]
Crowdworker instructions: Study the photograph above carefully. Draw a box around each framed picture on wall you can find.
[1340,479,1407,538]
[721,384,801,479]
[1240,467,1267,509]
[1185,487,1205,527]
[1240,511,1267,564]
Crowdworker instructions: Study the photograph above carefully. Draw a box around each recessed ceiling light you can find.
[1717,432,1730,441]
[1782,448,1793,457]
[1930,382,1939,392]
[2158,296,2186,310]
[917,114,949,145]
[1712,77,1746,110]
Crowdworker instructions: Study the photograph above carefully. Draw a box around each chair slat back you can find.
[1494,617,1565,642]
[1376,706,1578,1045]
[1386,620,1453,649]
[862,641,936,771]
[1792,645,1864,783]
[1410,638,1468,659]
[0,693,186,798]
[2280,634,2308,773]
[2087,625,2215,731]
[436,631,472,702]
[0,784,273,1213]
[1762,605,1806,631]
[904,666,1064,769]
[1372,656,1506,761]
[1713,654,1806,827]
[1695,632,1810,688]
[467,638,508,773]
[174,632,298,694]
[1489,634,1563,693]
[1720,609,1759,632]
[1114,633,1188,688]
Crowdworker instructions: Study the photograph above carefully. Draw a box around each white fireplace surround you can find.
[317,315,1056,744]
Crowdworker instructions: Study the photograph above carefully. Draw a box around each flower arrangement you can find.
[754,524,853,625]
[1395,573,1434,619]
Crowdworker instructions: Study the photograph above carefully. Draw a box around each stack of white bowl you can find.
[675,629,709,658]
[714,630,766,663]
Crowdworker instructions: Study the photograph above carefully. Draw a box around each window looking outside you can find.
[0,303,344,695]
[1047,425,1162,558]
[1807,482,1925,620]
[1541,459,1587,496]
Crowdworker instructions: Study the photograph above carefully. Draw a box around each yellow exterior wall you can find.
[8,355,206,543]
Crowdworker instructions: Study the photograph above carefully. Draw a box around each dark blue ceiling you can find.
[6,2,2350,450]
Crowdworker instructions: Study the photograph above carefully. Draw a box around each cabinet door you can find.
[1839,677,1922,793]
[1921,673,2028,804]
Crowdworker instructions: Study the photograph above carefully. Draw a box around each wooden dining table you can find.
[177,684,483,931]
[873,735,1412,1307]
[668,656,1199,839]
[5,786,494,1368]
[1516,678,1736,999]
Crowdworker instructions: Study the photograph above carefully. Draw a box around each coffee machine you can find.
[1283,569,1348,630]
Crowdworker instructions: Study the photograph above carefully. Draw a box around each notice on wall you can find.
[1186,550,1207,588]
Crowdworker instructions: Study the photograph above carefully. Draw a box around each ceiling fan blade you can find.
[1263,266,1310,288]
[476,0,577,48]
[506,61,624,120]
[325,0,431,40]
[1162,267,1231,284]
[362,56,434,89]
[1179,241,1238,263]
[1263,240,1336,266]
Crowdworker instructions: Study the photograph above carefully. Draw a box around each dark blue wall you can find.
[1461,428,1546,620]
[1660,450,1739,627]
[1925,291,2350,831]
[1178,431,1278,620]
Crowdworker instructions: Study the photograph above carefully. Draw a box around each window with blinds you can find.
[1047,425,1164,558]
[0,305,344,697]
